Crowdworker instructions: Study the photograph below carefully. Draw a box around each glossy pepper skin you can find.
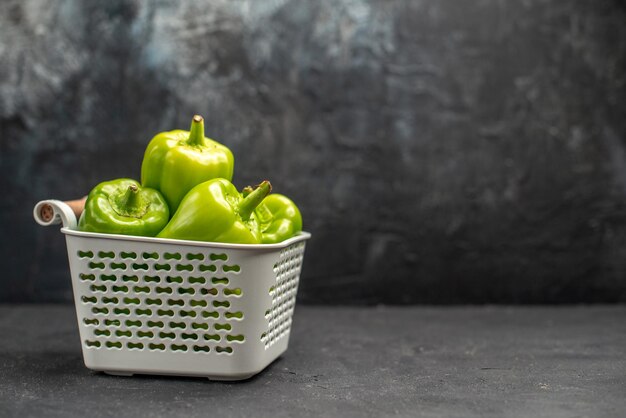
[141,115,234,214]
[78,179,169,236]
[157,179,272,244]
[243,186,303,244]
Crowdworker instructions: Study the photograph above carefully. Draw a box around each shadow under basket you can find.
[34,199,311,380]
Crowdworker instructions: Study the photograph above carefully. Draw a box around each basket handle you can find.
[33,197,86,230]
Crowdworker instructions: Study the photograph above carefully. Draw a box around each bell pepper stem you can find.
[111,184,149,218]
[187,115,205,146]
[239,180,272,221]
[118,184,140,209]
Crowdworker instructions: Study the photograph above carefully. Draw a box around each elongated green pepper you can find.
[157,179,272,244]
[243,186,303,244]
[78,179,169,236]
[141,115,234,214]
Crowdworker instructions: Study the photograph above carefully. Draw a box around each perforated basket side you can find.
[63,231,309,379]
[261,240,307,348]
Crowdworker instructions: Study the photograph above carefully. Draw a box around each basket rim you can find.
[61,228,311,249]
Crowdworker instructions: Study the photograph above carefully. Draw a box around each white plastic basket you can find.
[33,199,311,380]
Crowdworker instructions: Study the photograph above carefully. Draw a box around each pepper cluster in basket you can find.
[79,115,302,244]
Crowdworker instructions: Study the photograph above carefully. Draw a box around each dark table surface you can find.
[1,305,625,417]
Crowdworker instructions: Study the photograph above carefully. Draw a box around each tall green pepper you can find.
[243,186,303,244]
[141,115,234,214]
[78,179,169,236]
[157,179,272,244]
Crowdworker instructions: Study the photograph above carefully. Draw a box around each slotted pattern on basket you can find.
[262,241,306,348]
[74,245,302,355]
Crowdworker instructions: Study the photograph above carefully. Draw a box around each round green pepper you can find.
[141,115,234,214]
[78,179,169,236]
[243,186,303,244]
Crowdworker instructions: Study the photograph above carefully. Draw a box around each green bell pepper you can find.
[78,179,169,236]
[242,186,303,244]
[157,179,272,244]
[141,115,234,214]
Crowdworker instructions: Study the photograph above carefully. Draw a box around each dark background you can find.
[1,0,625,304]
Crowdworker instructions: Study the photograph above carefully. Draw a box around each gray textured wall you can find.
[1,0,625,304]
